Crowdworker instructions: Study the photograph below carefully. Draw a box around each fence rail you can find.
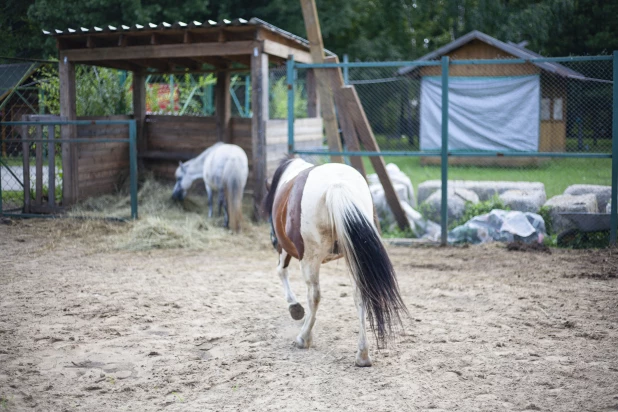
[0,119,138,219]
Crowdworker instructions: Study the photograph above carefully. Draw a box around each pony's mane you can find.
[263,157,296,216]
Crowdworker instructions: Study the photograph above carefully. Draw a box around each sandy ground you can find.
[1,218,618,411]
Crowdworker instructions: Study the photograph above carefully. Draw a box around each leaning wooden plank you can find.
[299,0,343,163]
[324,56,366,179]
[339,86,410,230]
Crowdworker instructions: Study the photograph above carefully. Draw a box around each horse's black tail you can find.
[326,183,408,347]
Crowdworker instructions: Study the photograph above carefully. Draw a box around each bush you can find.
[538,206,553,235]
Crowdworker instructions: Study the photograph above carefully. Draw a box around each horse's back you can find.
[203,143,248,188]
[301,163,374,257]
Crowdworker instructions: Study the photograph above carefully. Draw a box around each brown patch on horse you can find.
[283,253,292,269]
[285,167,315,260]
[273,179,300,259]
[272,166,315,260]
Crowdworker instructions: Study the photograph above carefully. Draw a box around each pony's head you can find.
[172,161,191,201]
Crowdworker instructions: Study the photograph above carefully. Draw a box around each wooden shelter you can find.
[46,18,327,218]
[399,30,587,166]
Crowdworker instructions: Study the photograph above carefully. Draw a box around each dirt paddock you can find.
[1,218,618,411]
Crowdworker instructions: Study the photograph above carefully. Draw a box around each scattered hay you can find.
[67,177,271,252]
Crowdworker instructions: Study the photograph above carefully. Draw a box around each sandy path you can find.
[1,219,617,411]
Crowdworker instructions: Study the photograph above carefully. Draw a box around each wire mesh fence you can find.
[290,55,616,247]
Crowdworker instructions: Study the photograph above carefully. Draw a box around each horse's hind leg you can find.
[295,256,321,349]
[217,189,225,217]
[353,286,372,367]
[206,185,213,218]
[277,251,304,320]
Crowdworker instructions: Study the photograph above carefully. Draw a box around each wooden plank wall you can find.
[145,115,218,180]
[76,115,131,200]
[265,118,324,178]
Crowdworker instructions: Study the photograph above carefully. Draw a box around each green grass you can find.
[363,156,611,200]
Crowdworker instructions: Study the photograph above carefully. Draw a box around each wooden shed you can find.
[398,30,587,166]
[46,18,326,218]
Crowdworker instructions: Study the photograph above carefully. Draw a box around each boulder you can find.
[499,190,547,213]
[564,184,611,213]
[418,180,545,204]
[421,188,479,224]
[543,194,598,234]
[368,163,415,206]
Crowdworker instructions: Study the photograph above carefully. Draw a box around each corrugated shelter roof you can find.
[43,17,335,57]
[398,30,586,79]
[0,62,40,102]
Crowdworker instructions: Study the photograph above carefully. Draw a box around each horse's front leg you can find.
[277,251,304,320]
[295,256,321,349]
[206,185,213,218]
[353,286,372,367]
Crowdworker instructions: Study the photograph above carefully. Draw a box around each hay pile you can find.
[69,177,271,252]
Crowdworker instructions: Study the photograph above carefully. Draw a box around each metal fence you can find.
[0,119,138,220]
[286,53,617,247]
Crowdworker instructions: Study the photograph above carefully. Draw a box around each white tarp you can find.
[420,75,540,151]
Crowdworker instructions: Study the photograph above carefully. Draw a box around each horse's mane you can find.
[263,157,296,216]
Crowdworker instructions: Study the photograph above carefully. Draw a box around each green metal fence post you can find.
[287,55,295,154]
[129,120,138,220]
[440,56,449,246]
[609,50,618,245]
[169,75,175,115]
[343,54,349,85]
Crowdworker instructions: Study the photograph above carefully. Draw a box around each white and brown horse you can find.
[264,157,408,366]
[172,142,248,232]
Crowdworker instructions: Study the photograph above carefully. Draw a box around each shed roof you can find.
[44,18,330,72]
[398,30,586,79]
[0,62,40,102]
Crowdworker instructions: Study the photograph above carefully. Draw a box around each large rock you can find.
[421,188,479,224]
[368,163,415,206]
[499,190,547,213]
[418,180,545,204]
[543,194,598,234]
[563,184,611,213]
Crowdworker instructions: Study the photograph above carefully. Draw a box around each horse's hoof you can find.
[294,336,311,349]
[289,303,305,320]
[355,352,372,367]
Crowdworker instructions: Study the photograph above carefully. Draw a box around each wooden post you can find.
[300,0,343,163]
[132,71,146,154]
[339,86,410,230]
[325,56,366,179]
[35,124,43,205]
[20,124,31,213]
[59,58,77,205]
[216,71,232,143]
[306,69,320,118]
[251,47,269,221]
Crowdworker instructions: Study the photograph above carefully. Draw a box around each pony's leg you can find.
[206,185,213,218]
[353,286,372,367]
[295,257,321,349]
[217,190,225,217]
[277,251,304,320]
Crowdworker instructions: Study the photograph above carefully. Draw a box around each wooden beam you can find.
[299,0,343,163]
[59,59,78,205]
[216,71,231,143]
[132,72,146,156]
[60,41,260,62]
[338,86,410,230]
[251,48,268,221]
[306,69,319,118]
[324,55,365,178]
[263,40,312,64]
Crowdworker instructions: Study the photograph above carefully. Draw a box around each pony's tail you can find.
[326,183,408,347]
[223,161,245,233]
